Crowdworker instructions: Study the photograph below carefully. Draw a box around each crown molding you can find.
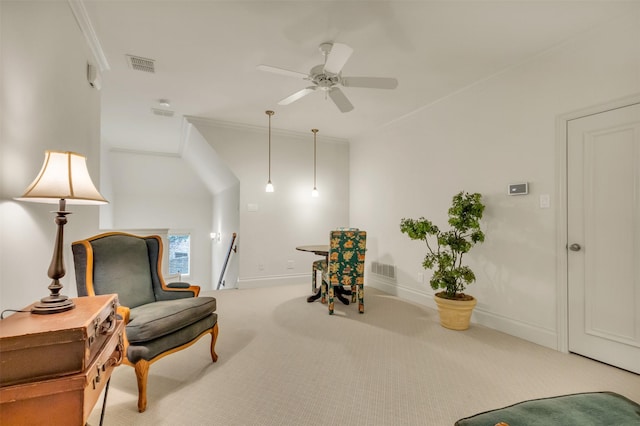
[68,0,110,72]
[184,115,349,145]
[108,147,181,158]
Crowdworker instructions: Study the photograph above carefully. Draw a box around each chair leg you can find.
[351,284,357,303]
[321,280,327,304]
[210,322,219,362]
[328,284,335,314]
[134,359,150,413]
[358,284,364,313]
[312,265,318,294]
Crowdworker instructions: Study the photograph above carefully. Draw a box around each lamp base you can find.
[31,295,75,315]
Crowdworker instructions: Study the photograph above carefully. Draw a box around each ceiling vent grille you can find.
[151,108,174,117]
[126,55,155,73]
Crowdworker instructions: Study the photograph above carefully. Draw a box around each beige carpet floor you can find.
[88,284,640,425]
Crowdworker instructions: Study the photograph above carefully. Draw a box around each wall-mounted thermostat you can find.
[508,183,528,195]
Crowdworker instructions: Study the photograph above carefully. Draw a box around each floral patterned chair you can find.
[320,229,367,314]
[312,258,326,294]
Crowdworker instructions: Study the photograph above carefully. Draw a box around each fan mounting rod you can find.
[319,42,333,56]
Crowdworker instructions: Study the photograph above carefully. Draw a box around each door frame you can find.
[554,93,640,353]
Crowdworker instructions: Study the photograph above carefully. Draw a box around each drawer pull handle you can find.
[93,335,124,389]
[99,312,117,336]
[89,312,116,348]
[104,335,125,369]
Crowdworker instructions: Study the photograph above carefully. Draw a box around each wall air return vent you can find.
[126,54,155,73]
[151,108,174,117]
[371,261,396,279]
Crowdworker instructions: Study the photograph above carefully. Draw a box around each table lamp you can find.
[15,150,108,314]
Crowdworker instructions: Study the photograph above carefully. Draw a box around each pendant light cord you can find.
[268,116,271,181]
[312,129,319,190]
[266,110,274,184]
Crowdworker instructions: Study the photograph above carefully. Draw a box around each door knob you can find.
[569,243,581,251]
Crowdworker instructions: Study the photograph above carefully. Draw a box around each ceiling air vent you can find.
[126,54,155,73]
[151,108,175,117]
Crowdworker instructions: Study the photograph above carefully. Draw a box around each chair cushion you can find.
[126,296,217,343]
[127,313,217,363]
[91,235,156,308]
[313,259,327,270]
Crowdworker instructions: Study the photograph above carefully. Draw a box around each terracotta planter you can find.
[433,293,477,330]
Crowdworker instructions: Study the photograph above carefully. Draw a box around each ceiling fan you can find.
[257,42,398,113]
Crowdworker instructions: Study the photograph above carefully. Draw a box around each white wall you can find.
[180,121,240,289]
[191,118,350,288]
[108,150,214,289]
[352,10,640,349]
[0,1,103,311]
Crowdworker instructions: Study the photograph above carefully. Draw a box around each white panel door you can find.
[567,102,640,374]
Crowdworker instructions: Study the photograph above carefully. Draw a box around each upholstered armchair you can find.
[320,229,367,314]
[72,232,218,412]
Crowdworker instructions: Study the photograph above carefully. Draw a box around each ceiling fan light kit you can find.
[258,42,398,113]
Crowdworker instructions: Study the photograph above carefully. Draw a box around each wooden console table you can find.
[0,294,124,425]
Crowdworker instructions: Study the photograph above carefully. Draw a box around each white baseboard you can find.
[368,278,436,308]
[471,309,558,349]
[368,277,558,350]
[238,273,309,289]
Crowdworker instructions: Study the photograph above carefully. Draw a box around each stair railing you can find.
[217,232,237,290]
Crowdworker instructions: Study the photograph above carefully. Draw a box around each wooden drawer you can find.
[0,319,124,426]
[0,294,119,387]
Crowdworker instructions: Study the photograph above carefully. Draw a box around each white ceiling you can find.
[84,1,635,154]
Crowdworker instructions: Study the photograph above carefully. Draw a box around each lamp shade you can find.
[16,151,108,205]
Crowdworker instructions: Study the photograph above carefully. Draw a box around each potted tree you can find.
[400,191,485,330]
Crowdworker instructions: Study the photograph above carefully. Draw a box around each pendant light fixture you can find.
[311,128,319,197]
[265,110,275,192]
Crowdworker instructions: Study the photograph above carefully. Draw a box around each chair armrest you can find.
[167,282,191,289]
[117,306,131,324]
[158,283,201,298]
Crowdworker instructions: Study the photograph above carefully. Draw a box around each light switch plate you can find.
[540,194,550,208]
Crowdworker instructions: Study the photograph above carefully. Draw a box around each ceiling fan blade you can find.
[323,43,354,75]
[257,64,309,80]
[328,87,354,113]
[278,86,316,105]
[342,76,398,90]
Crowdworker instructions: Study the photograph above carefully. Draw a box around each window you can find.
[168,234,190,276]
